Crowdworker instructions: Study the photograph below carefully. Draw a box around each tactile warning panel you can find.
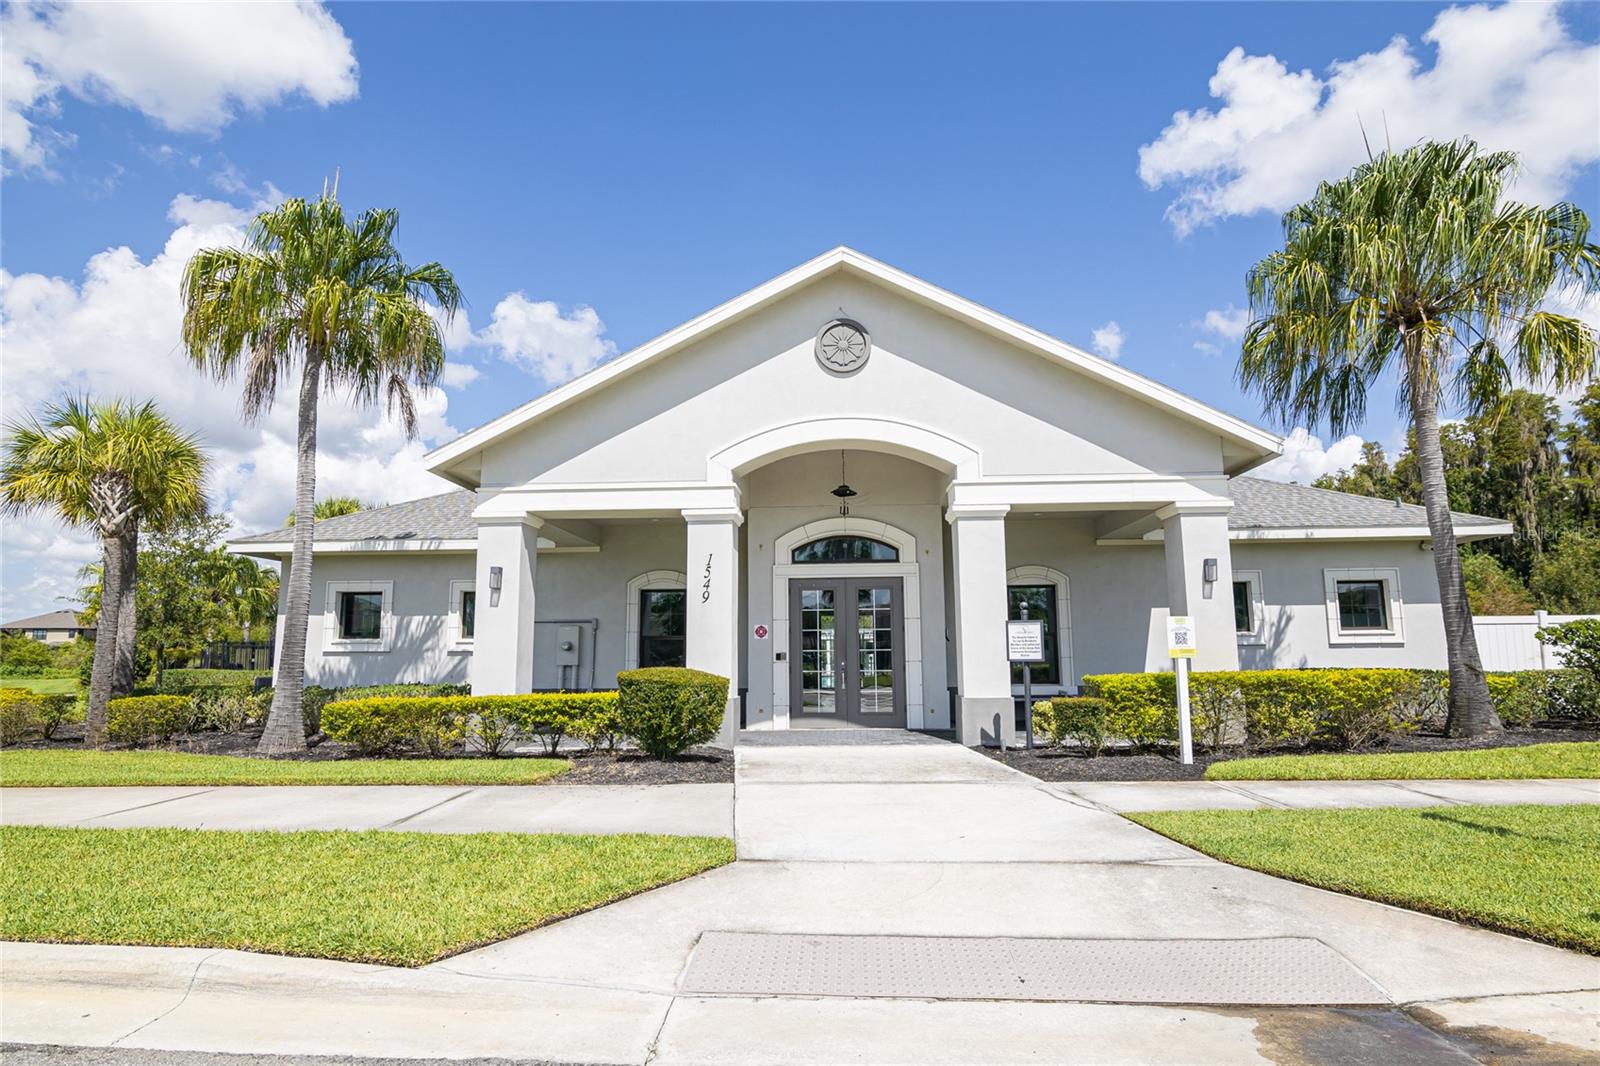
[680,933,1388,1005]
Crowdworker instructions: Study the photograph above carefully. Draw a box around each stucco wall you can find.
[291,522,687,690]
[1231,539,1447,670]
[478,273,1228,489]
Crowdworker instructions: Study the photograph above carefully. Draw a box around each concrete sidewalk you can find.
[0,783,732,837]
[3,732,1597,1065]
[1048,775,1600,812]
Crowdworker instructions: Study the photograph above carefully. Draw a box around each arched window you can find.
[791,536,899,564]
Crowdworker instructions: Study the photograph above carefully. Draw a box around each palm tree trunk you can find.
[1408,359,1501,737]
[111,525,138,696]
[86,531,134,746]
[258,348,322,754]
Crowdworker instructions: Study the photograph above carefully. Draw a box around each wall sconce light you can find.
[1203,558,1218,583]
[489,566,503,591]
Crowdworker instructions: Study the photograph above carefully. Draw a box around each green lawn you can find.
[1130,804,1600,954]
[0,749,571,787]
[1205,741,1599,781]
[0,825,733,965]
[0,676,81,695]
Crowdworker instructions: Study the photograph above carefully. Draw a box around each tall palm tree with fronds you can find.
[181,192,461,753]
[1,397,208,744]
[1240,139,1600,737]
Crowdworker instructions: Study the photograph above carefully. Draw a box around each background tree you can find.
[217,553,279,644]
[285,495,372,526]
[182,191,461,753]
[1240,139,1600,737]
[135,514,234,684]
[1,397,207,743]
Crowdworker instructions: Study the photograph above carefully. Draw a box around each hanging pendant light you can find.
[830,451,857,517]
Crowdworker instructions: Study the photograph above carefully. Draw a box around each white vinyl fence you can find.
[1472,612,1598,671]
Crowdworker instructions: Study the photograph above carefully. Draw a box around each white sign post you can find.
[1166,615,1197,765]
[1007,614,1046,751]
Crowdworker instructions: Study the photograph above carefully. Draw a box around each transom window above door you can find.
[791,536,899,563]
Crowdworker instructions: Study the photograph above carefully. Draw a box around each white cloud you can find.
[1138,3,1600,235]
[1199,306,1249,341]
[1251,427,1369,484]
[439,361,482,390]
[426,301,474,354]
[1090,320,1125,361]
[0,193,460,617]
[2,0,358,172]
[479,294,616,383]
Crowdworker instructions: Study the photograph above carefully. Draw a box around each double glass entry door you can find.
[789,576,906,728]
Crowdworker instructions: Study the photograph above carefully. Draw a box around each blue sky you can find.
[2,1,1597,619]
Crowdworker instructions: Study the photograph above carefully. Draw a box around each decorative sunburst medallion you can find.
[815,318,870,374]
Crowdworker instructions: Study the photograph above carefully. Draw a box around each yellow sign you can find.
[1166,616,1197,659]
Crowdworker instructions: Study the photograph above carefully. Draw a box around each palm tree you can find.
[1240,139,1600,737]
[181,192,461,753]
[1,397,207,744]
[285,495,371,526]
[219,552,279,644]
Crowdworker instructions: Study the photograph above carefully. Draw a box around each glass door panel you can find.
[798,587,838,715]
[855,585,896,716]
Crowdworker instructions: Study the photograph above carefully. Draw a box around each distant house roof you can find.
[1,609,91,631]
[228,478,1511,555]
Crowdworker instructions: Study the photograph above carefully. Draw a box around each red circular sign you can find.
[753,624,769,639]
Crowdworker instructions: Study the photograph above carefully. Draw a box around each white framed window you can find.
[448,579,476,650]
[1322,567,1405,645]
[1006,565,1075,693]
[323,580,394,653]
[1233,570,1266,646]
[624,570,688,670]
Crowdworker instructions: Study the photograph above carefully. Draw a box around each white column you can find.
[1159,503,1239,672]
[471,515,541,694]
[684,508,742,740]
[949,506,1012,746]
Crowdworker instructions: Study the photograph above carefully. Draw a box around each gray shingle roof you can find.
[1,609,91,630]
[1226,476,1505,530]
[230,491,477,544]
[229,479,1509,547]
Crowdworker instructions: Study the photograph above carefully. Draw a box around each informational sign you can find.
[1166,615,1197,659]
[1006,619,1046,662]
[753,623,769,640]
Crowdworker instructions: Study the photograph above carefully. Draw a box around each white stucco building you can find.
[232,248,1511,745]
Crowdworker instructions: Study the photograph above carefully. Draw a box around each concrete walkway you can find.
[1049,775,1600,812]
[3,732,1597,1065]
[0,783,732,837]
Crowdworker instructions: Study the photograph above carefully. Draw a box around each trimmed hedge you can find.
[106,695,191,746]
[157,669,269,693]
[1076,666,1591,752]
[303,683,469,737]
[616,668,728,757]
[1035,696,1111,754]
[321,692,620,757]
[0,688,82,743]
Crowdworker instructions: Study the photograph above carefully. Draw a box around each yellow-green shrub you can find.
[106,695,191,745]
[1081,668,1447,752]
[1039,696,1111,754]
[616,668,728,757]
[0,688,82,743]
[320,692,620,757]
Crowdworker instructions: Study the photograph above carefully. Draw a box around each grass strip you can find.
[0,825,733,965]
[1129,803,1600,954]
[0,749,571,787]
[1205,741,1599,781]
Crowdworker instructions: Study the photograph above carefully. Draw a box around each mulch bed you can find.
[8,723,735,785]
[980,724,1600,783]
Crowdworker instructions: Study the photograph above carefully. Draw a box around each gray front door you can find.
[789,577,906,728]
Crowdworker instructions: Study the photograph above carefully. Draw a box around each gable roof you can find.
[1226,477,1510,540]
[424,247,1285,487]
[1,609,91,631]
[228,480,1511,553]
